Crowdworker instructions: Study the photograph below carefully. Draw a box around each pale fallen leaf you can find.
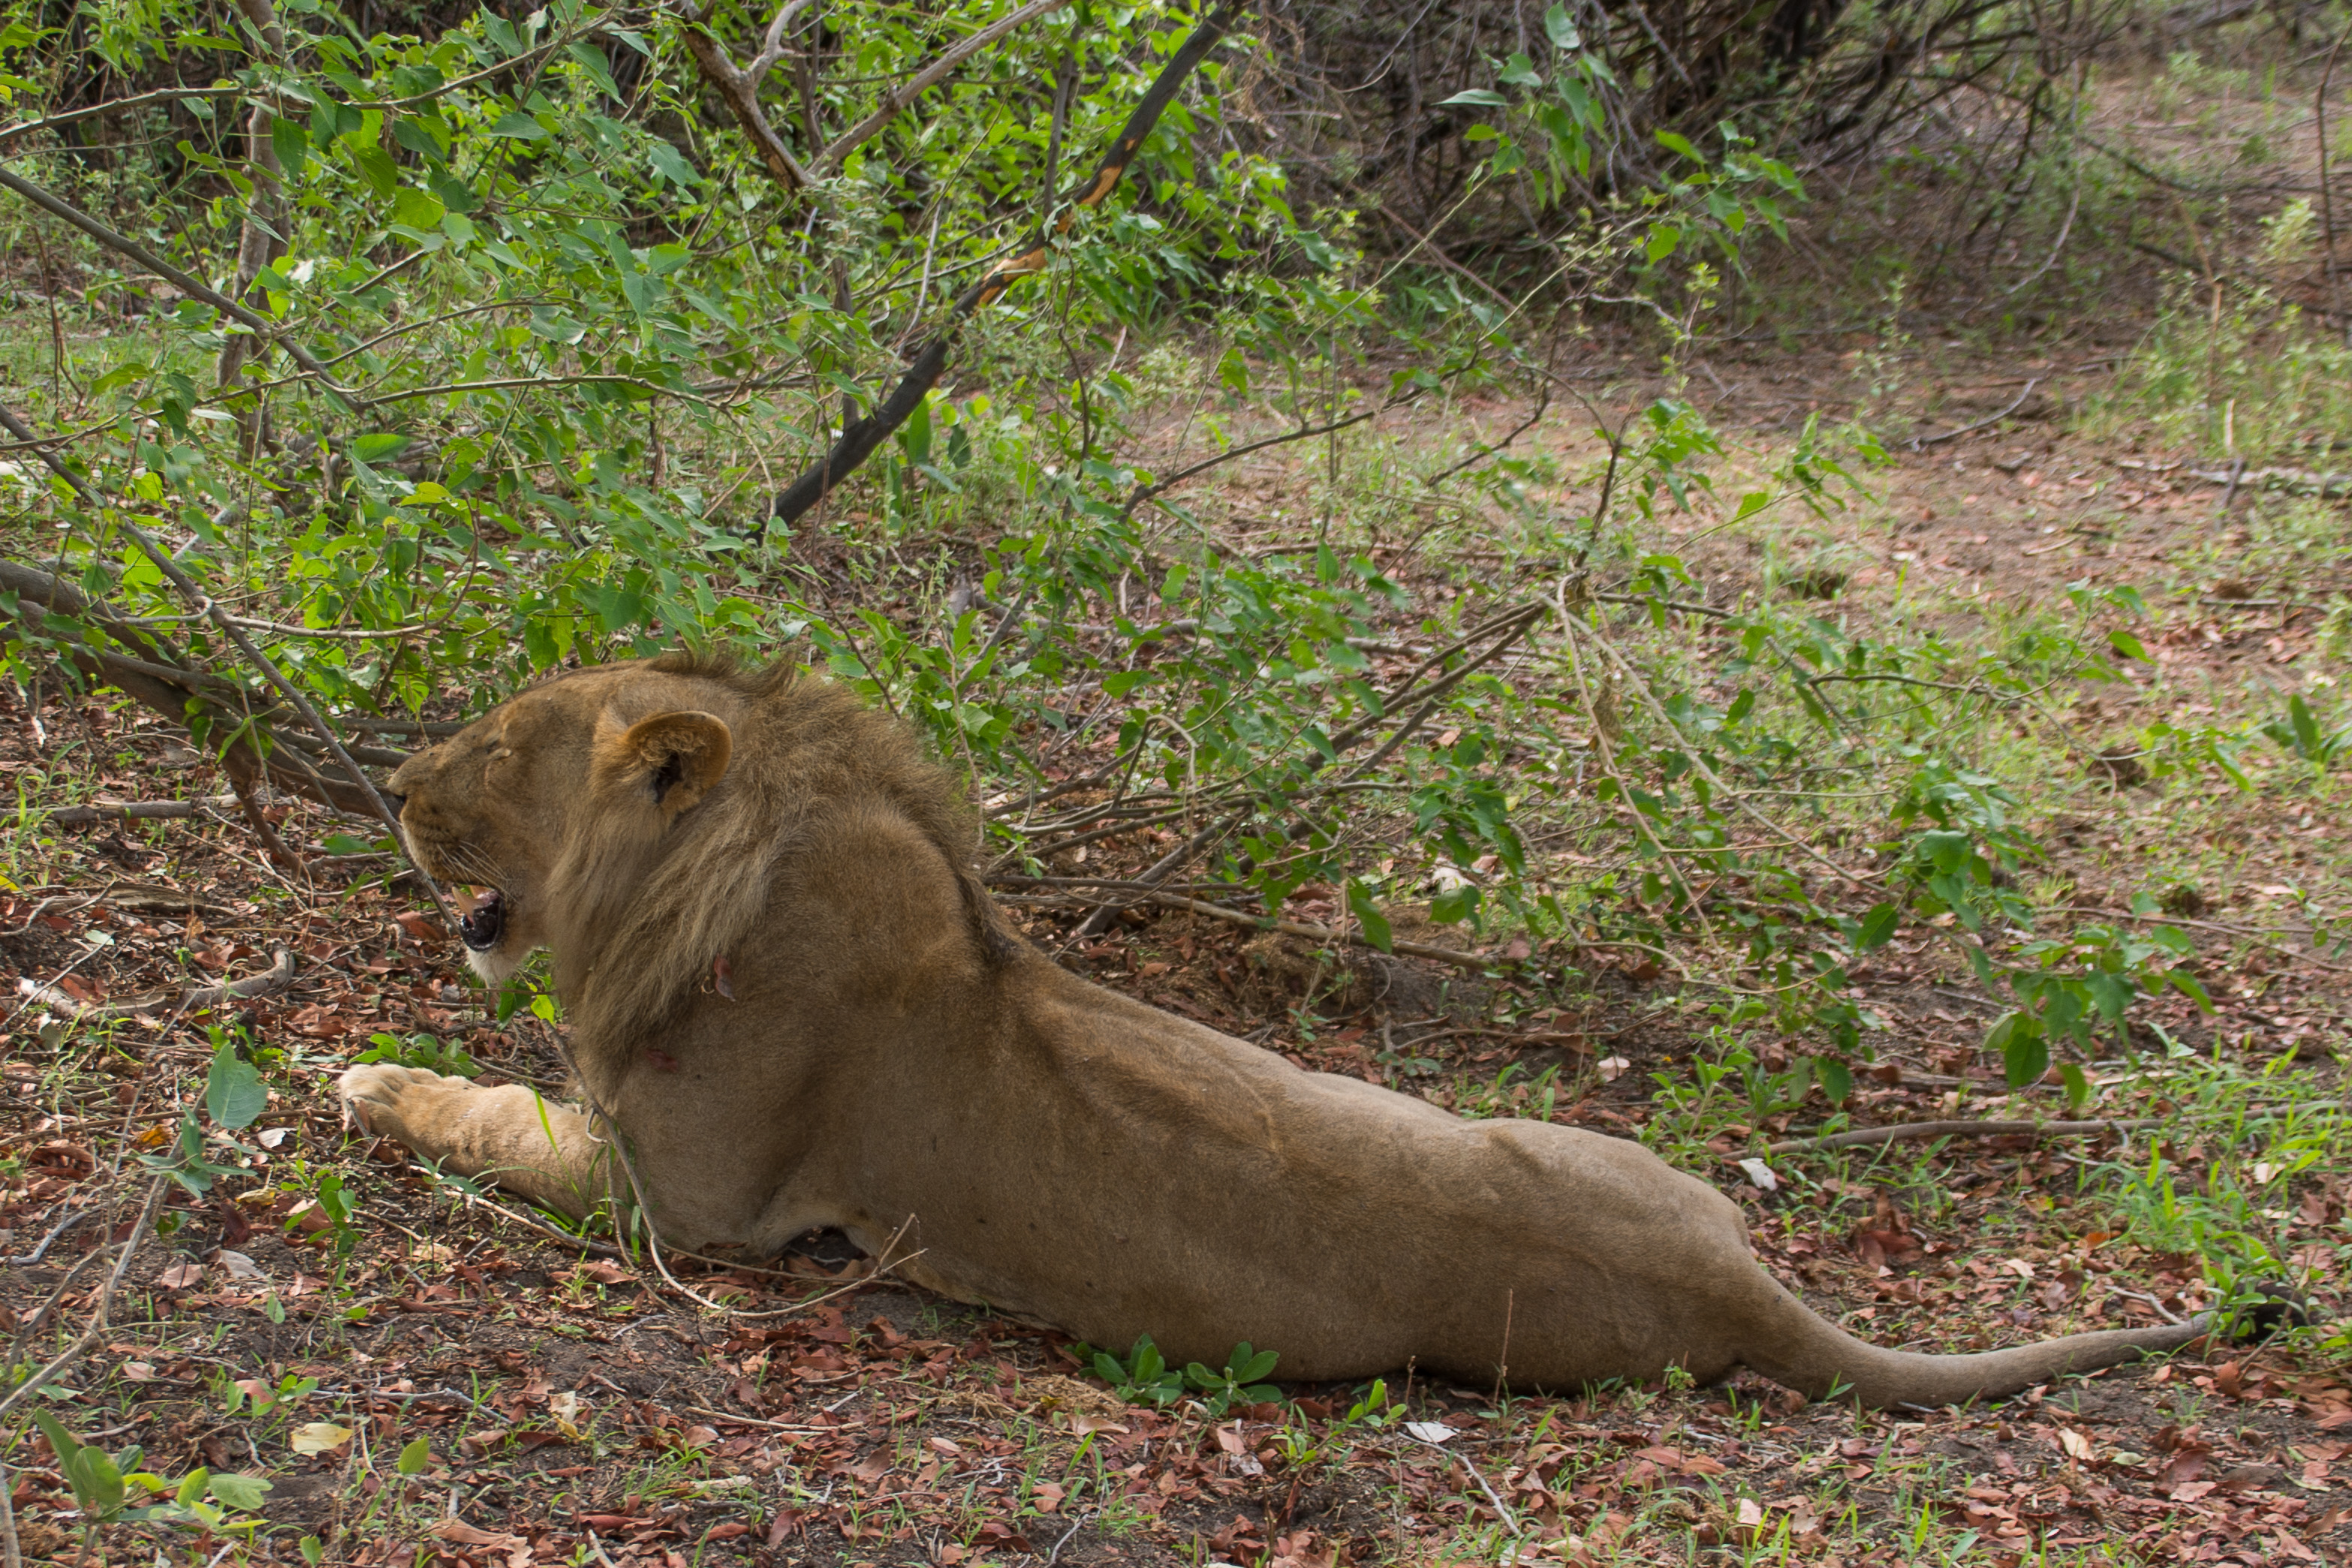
[214,1249,265,1281]
[257,1126,291,1148]
[1405,1421,1455,1444]
[290,1422,353,1455]
[157,1262,203,1289]
[1596,1055,1631,1082]
[122,1361,155,1381]
[2003,1257,2034,1280]
[1736,1157,1778,1193]
[2058,1428,2096,1464]
[431,1518,532,1568]
[1736,1498,1765,1527]
[2252,1160,2280,1184]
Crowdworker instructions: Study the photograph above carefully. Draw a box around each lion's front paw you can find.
[338,1063,472,1148]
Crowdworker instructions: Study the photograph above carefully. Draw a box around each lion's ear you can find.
[595,710,733,817]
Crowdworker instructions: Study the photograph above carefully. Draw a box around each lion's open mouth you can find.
[459,887,507,952]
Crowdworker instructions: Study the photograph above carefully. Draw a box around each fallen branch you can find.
[47,795,238,826]
[1765,1117,2162,1157]
[2,549,378,818]
[1908,378,2043,450]
[17,948,296,1022]
[1142,891,1495,972]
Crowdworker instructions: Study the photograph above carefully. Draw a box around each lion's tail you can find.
[1733,1272,2205,1408]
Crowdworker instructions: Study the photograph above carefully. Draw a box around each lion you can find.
[341,653,2214,1407]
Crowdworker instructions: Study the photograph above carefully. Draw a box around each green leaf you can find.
[1346,879,1393,953]
[351,432,412,463]
[391,117,447,163]
[205,1040,267,1130]
[2058,1063,2092,1113]
[1543,3,1580,48]
[270,114,308,179]
[1988,1011,2049,1088]
[206,1472,273,1511]
[648,140,700,188]
[1655,130,1702,161]
[33,1410,80,1470]
[1813,1057,1852,1106]
[487,110,550,140]
[392,187,445,231]
[1854,902,1899,953]
[2107,629,2149,662]
[396,1437,431,1475]
[1427,885,1479,925]
[351,144,399,197]
[1917,830,1972,875]
[2085,971,2134,1023]
[2166,968,2214,1012]
[1438,89,1510,108]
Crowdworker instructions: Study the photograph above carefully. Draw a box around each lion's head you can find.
[387,653,1005,1042]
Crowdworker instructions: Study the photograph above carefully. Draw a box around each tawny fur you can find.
[345,656,2209,1408]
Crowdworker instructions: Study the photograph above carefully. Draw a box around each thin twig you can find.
[0,1178,166,1426]
[1909,378,2040,450]
[1764,1118,2161,1157]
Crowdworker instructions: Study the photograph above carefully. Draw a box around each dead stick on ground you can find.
[1765,1118,2162,1157]
[46,796,238,826]
[17,947,297,1022]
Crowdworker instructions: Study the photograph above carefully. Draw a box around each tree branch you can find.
[765,0,1242,534]
[811,0,1063,176]
[676,0,816,190]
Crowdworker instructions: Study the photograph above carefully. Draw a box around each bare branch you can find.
[749,0,818,82]
[766,2,1241,533]
[675,0,816,191]
[812,0,1062,176]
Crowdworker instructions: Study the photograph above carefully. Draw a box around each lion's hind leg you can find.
[339,1064,623,1223]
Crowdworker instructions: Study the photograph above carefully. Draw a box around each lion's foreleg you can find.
[339,1064,625,1223]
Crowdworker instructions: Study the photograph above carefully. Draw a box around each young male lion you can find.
[342,653,2211,1407]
